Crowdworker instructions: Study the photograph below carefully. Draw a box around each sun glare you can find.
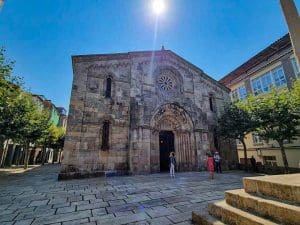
[152,0,166,15]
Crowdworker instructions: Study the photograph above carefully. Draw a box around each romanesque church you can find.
[59,49,236,179]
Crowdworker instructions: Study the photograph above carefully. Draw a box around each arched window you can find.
[101,121,110,150]
[105,78,112,98]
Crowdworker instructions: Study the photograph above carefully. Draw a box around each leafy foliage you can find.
[0,48,66,168]
[217,103,255,170]
[239,80,300,173]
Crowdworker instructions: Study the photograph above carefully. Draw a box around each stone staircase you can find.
[192,173,300,225]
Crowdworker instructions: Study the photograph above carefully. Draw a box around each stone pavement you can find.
[0,164,252,225]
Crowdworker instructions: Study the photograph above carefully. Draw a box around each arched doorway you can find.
[150,103,195,173]
[159,131,174,171]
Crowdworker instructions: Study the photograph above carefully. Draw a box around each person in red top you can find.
[207,152,214,180]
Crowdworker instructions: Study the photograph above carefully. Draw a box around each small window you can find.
[231,89,239,101]
[252,78,263,96]
[209,95,214,112]
[261,72,273,92]
[238,85,247,100]
[263,156,277,166]
[252,132,263,144]
[272,66,286,87]
[101,121,110,150]
[105,78,112,98]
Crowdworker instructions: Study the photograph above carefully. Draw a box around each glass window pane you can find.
[261,72,273,92]
[238,85,247,100]
[231,90,239,101]
[252,78,262,96]
[272,66,286,87]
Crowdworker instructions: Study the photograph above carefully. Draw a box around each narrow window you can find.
[105,78,112,98]
[209,95,214,112]
[101,121,110,150]
[213,129,219,150]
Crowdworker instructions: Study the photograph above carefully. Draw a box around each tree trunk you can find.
[23,142,30,169]
[0,139,5,167]
[278,140,289,174]
[41,145,47,165]
[241,139,248,172]
[0,140,9,168]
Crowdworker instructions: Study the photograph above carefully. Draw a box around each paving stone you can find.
[0,222,14,225]
[109,199,126,206]
[95,212,150,225]
[91,208,107,216]
[77,202,108,211]
[0,213,18,222]
[29,200,49,207]
[147,216,172,225]
[71,200,90,206]
[145,207,180,218]
[0,165,250,225]
[14,218,34,225]
[114,210,134,217]
[56,206,76,214]
[62,218,89,225]
[83,195,96,201]
[106,203,140,214]
[52,202,71,209]
[89,213,115,222]
[32,209,91,225]
[167,212,191,223]
[139,199,167,208]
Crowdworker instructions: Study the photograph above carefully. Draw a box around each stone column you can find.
[280,0,300,71]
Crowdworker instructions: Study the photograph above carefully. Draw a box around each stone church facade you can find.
[59,49,235,179]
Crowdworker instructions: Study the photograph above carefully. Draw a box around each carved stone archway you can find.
[150,103,195,172]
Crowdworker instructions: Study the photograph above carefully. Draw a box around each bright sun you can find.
[152,0,166,15]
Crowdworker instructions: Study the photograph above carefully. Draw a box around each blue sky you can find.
[0,0,299,110]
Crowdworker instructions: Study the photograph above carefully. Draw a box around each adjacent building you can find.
[1,94,67,167]
[59,49,237,179]
[220,34,300,168]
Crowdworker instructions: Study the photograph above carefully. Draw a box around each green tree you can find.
[242,82,300,173]
[39,124,63,165]
[0,48,24,166]
[16,93,50,169]
[217,103,255,171]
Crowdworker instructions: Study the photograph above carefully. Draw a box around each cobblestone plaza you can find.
[0,165,250,225]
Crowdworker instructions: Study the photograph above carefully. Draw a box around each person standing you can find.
[250,156,257,172]
[214,152,222,173]
[207,152,214,180]
[169,152,176,178]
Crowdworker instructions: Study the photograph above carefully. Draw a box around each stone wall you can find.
[59,50,234,179]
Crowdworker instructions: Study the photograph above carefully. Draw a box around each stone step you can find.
[192,210,226,225]
[225,189,300,225]
[208,200,278,225]
[243,173,300,204]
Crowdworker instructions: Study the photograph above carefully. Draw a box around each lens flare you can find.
[152,0,166,15]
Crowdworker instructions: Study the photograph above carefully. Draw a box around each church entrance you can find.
[159,131,174,171]
[150,103,195,173]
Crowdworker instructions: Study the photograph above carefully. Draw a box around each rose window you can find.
[158,75,174,91]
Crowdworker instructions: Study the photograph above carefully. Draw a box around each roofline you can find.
[219,34,291,86]
[72,49,230,92]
